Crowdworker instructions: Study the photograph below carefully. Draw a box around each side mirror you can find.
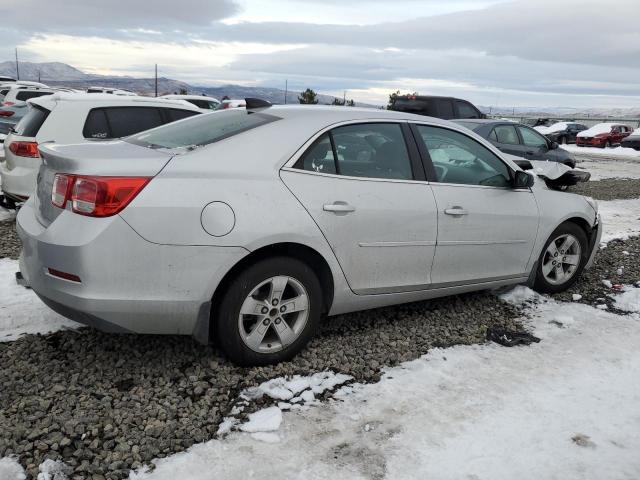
[549,141,559,150]
[514,170,534,189]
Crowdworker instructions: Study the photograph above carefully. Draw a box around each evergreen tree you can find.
[298,88,319,104]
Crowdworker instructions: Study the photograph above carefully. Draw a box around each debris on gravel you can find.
[0,291,523,479]
[0,220,20,260]
[569,178,640,201]
[555,236,640,312]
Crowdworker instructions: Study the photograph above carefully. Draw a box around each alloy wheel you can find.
[238,275,310,353]
[541,233,582,286]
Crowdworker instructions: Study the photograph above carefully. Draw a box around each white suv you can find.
[0,83,54,107]
[0,93,200,204]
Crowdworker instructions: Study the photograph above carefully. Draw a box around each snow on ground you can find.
[598,198,640,244]
[574,158,640,181]
[0,258,79,341]
[0,457,26,480]
[0,206,15,222]
[128,290,640,480]
[562,144,640,160]
[613,286,640,313]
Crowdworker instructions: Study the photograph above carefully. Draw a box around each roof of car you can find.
[28,92,201,110]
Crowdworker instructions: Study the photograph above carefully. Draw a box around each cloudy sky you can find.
[0,0,639,108]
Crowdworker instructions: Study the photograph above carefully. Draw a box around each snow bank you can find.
[576,122,628,138]
[0,258,79,341]
[239,407,283,433]
[0,457,26,480]
[613,287,640,313]
[574,159,640,180]
[598,198,640,244]
[562,144,640,159]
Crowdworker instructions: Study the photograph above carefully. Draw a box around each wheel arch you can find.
[207,242,335,343]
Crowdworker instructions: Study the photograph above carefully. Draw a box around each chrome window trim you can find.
[280,166,430,185]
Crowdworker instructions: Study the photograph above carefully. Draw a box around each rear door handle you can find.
[444,207,468,216]
[323,202,356,213]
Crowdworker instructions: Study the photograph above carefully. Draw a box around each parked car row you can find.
[13,101,601,365]
[455,119,576,167]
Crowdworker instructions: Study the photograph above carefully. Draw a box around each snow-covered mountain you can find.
[0,61,92,81]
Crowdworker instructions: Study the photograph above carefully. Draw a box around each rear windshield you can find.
[454,121,483,131]
[126,110,280,150]
[13,104,50,137]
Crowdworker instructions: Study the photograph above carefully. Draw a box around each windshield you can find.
[126,110,280,150]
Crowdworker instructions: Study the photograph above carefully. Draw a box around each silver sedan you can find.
[17,103,601,365]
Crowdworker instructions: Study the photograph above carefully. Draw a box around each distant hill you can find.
[0,60,372,106]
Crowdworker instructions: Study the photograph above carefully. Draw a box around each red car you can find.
[576,123,633,148]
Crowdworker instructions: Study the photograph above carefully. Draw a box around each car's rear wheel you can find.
[533,222,588,294]
[216,257,322,366]
[560,136,567,145]
[604,140,611,148]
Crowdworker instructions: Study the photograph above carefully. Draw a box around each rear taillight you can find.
[3,101,14,106]
[223,103,230,109]
[9,141,39,157]
[51,174,73,208]
[51,174,150,217]
[0,110,14,117]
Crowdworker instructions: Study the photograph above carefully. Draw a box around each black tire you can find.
[560,136,567,145]
[533,222,589,294]
[604,140,611,148]
[215,256,323,366]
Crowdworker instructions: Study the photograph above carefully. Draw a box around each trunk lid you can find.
[36,140,173,226]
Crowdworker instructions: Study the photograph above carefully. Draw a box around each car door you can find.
[516,125,550,160]
[488,124,527,157]
[281,121,438,295]
[412,123,539,285]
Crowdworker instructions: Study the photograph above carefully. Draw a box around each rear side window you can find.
[493,125,520,145]
[0,89,8,101]
[16,91,53,101]
[106,107,163,138]
[83,109,111,139]
[186,99,218,110]
[392,98,437,116]
[163,108,199,122]
[455,100,481,119]
[127,110,280,149]
[296,123,413,180]
[435,99,455,119]
[13,105,50,137]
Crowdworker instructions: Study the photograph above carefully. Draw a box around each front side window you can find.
[456,100,481,119]
[517,126,548,148]
[295,123,413,180]
[415,125,511,187]
[493,125,520,145]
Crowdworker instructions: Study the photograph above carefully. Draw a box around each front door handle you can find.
[323,202,356,213]
[444,207,468,216]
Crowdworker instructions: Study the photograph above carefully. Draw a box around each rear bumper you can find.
[16,199,247,341]
[0,156,38,199]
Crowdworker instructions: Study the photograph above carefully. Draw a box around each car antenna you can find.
[245,98,272,111]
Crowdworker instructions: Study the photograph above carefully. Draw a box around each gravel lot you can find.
[1,172,639,479]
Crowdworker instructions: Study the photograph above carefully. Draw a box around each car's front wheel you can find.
[533,222,588,294]
[216,257,323,366]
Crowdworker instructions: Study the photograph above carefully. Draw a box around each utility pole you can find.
[15,48,19,80]
[284,79,288,105]
[154,64,158,97]
[343,90,346,105]
[38,70,41,83]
